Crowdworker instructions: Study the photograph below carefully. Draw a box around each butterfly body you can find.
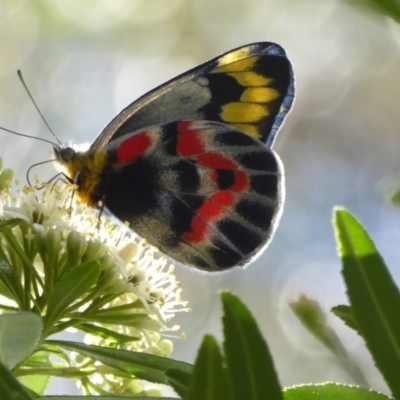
[55,42,294,272]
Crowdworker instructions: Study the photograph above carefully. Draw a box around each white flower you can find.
[0,159,188,396]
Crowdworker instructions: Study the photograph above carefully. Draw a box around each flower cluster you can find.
[0,159,187,396]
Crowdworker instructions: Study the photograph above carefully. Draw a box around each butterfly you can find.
[54,42,295,272]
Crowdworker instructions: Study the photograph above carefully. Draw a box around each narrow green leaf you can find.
[0,312,42,369]
[38,397,178,400]
[45,260,101,329]
[0,219,21,232]
[17,351,52,394]
[165,368,192,399]
[331,304,359,332]
[22,351,51,368]
[0,258,22,303]
[185,335,231,400]
[0,359,34,400]
[0,230,39,310]
[77,322,141,342]
[1,229,37,283]
[283,382,391,399]
[86,300,143,314]
[333,208,400,398]
[18,374,50,397]
[345,0,400,25]
[36,346,71,365]
[71,312,149,326]
[48,340,193,385]
[221,291,282,400]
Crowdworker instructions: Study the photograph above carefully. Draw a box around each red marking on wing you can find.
[177,121,193,133]
[198,198,224,220]
[183,216,207,244]
[116,132,152,164]
[211,191,236,207]
[230,171,249,192]
[177,131,205,156]
[183,191,237,244]
[196,153,238,170]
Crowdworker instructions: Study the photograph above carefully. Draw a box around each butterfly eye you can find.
[54,145,76,163]
[59,147,76,162]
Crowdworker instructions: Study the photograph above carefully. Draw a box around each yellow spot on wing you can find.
[228,72,271,87]
[240,87,280,103]
[231,123,261,139]
[217,47,252,66]
[221,102,268,123]
[213,56,259,73]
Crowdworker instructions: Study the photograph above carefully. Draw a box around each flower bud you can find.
[118,242,138,264]
[45,229,61,255]
[65,230,87,270]
[82,239,105,262]
[0,168,14,191]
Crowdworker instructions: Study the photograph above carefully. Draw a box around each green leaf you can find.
[0,359,34,399]
[47,340,193,385]
[331,305,359,332]
[1,229,38,286]
[85,301,143,314]
[17,351,51,396]
[70,312,149,326]
[345,0,400,25]
[0,218,21,232]
[185,335,231,400]
[45,260,101,330]
[18,374,50,397]
[165,368,192,399]
[36,346,71,365]
[221,291,282,400]
[0,258,22,304]
[333,208,400,398]
[0,312,42,369]
[0,230,39,310]
[77,322,141,342]
[22,351,52,368]
[283,382,391,399]
[38,397,178,400]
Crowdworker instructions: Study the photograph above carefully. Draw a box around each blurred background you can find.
[1,0,400,396]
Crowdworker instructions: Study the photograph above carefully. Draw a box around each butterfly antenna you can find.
[26,159,55,187]
[17,70,63,146]
[0,126,57,147]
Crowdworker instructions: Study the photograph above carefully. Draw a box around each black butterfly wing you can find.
[92,42,294,150]
[98,120,284,271]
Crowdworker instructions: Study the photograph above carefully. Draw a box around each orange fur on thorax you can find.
[63,150,109,207]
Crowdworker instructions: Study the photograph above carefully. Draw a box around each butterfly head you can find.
[53,145,109,207]
[53,145,76,164]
